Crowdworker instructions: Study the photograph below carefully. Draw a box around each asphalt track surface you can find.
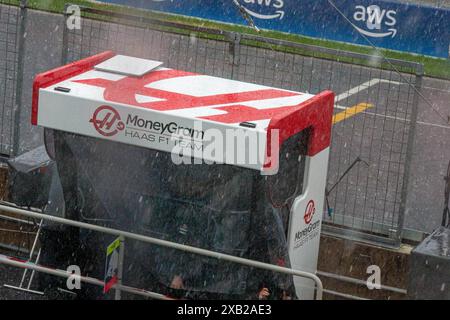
[0,261,46,300]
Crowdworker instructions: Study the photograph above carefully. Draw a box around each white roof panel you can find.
[94,55,163,77]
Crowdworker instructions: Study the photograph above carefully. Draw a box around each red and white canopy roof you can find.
[32,51,334,172]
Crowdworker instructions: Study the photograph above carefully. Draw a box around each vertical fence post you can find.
[114,235,125,300]
[395,64,423,246]
[61,3,70,65]
[225,32,240,80]
[11,0,28,156]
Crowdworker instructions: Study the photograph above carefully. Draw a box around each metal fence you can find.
[0,0,22,157]
[0,2,423,247]
[60,6,422,247]
[0,202,324,300]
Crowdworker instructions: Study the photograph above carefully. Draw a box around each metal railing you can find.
[0,202,324,300]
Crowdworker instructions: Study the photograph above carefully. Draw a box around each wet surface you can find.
[408,227,450,299]
[4,6,446,234]
[0,260,47,300]
[415,226,450,258]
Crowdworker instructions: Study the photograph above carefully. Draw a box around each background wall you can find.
[97,0,450,58]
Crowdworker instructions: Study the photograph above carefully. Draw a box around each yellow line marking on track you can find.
[333,103,374,124]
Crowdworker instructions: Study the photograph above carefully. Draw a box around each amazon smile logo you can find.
[353,5,397,38]
[233,0,285,20]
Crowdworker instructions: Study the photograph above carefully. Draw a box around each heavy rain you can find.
[0,0,449,311]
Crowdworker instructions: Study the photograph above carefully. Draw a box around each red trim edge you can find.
[31,51,115,125]
[265,90,335,169]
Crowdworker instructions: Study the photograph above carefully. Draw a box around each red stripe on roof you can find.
[74,69,299,112]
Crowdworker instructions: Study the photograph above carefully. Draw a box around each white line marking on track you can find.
[335,79,404,103]
[333,78,450,130]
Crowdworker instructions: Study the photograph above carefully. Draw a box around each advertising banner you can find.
[97,0,450,58]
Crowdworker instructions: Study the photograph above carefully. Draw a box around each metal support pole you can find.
[323,289,370,300]
[396,64,423,246]
[225,32,241,79]
[0,202,323,300]
[26,248,41,290]
[114,235,124,300]
[12,0,28,156]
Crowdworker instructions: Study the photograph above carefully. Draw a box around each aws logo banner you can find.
[233,0,285,20]
[353,5,397,38]
[96,0,449,58]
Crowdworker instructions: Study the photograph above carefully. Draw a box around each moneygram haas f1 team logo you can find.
[90,105,125,137]
[304,200,316,225]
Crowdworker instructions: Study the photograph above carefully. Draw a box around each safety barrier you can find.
[0,202,324,300]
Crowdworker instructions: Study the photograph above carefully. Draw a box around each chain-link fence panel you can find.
[63,7,422,246]
[0,0,21,156]
[234,38,421,245]
[63,10,234,79]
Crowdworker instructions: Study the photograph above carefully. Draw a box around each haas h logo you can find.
[90,105,125,137]
[304,200,316,225]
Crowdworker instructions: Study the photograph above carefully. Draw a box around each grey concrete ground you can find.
[0,6,449,239]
